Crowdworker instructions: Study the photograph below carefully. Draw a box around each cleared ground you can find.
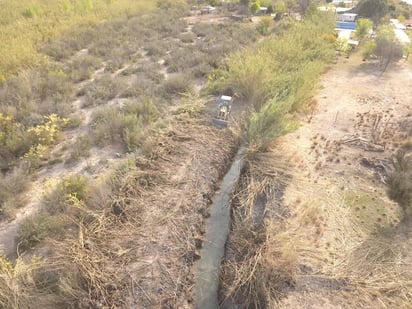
[273,56,412,307]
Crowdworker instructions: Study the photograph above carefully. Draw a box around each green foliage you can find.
[256,16,272,35]
[362,40,377,60]
[375,25,404,70]
[398,14,406,23]
[356,0,389,23]
[207,0,220,6]
[386,150,412,222]
[335,37,350,56]
[250,1,261,14]
[90,99,158,151]
[274,1,287,14]
[0,114,32,169]
[43,174,88,215]
[207,10,335,149]
[0,0,156,78]
[356,18,373,41]
[23,115,70,170]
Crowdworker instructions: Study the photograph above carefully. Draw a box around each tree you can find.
[387,150,412,223]
[374,25,403,71]
[362,40,376,60]
[355,18,373,41]
[356,0,389,23]
[298,0,310,13]
[250,1,260,14]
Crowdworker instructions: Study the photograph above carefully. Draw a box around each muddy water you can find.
[194,146,246,309]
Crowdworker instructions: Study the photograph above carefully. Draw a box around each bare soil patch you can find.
[271,57,412,307]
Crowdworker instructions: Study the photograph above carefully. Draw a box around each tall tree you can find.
[355,18,373,41]
[374,25,403,71]
[298,0,310,13]
[356,0,389,23]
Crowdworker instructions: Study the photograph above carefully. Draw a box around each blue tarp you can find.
[336,22,357,30]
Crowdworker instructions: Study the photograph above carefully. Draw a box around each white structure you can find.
[337,13,357,22]
[338,30,352,40]
[394,29,411,44]
[332,0,353,5]
[390,19,406,30]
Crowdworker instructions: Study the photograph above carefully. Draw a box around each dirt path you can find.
[273,57,412,307]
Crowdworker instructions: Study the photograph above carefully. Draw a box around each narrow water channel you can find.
[194,146,247,309]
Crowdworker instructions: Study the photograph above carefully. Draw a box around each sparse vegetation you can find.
[2,1,411,308]
[387,150,412,222]
[90,99,158,151]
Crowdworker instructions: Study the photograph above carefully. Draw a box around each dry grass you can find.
[220,150,296,308]
[1,106,238,307]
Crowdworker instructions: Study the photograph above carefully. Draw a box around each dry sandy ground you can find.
[272,56,412,308]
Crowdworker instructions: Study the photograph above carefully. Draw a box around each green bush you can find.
[17,212,64,250]
[256,16,272,36]
[90,99,158,151]
[160,74,193,98]
[0,114,33,169]
[207,10,335,149]
[43,174,88,215]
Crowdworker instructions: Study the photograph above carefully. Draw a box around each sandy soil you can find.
[272,55,412,307]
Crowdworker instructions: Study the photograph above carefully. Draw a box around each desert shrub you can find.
[160,73,193,98]
[144,39,172,58]
[90,107,126,145]
[144,10,187,38]
[39,70,72,101]
[42,38,82,61]
[90,99,158,151]
[42,174,88,215]
[192,23,211,37]
[124,61,163,82]
[179,32,196,43]
[256,16,273,36]
[0,69,73,125]
[66,135,92,164]
[0,166,30,218]
[119,66,163,98]
[17,212,64,250]
[85,180,113,211]
[165,47,204,73]
[83,75,125,106]
[386,150,412,222]
[0,114,33,169]
[192,62,213,78]
[21,114,70,170]
[67,54,102,82]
